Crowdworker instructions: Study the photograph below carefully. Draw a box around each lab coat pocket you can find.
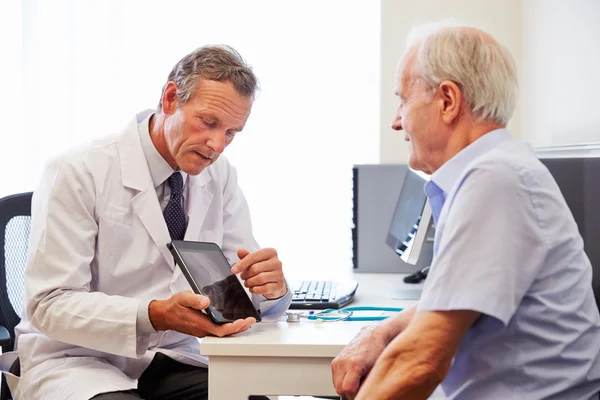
[99,206,135,252]
[32,357,136,400]
[196,228,223,246]
[14,357,69,399]
[98,217,135,258]
[95,208,141,287]
[101,205,134,225]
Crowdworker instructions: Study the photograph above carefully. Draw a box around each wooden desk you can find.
[201,273,425,399]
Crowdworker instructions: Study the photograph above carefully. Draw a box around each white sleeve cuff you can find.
[257,283,292,322]
[136,299,157,334]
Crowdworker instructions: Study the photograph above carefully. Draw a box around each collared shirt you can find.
[419,129,600,399]
[138,113,189,217]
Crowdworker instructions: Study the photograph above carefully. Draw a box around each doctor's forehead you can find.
[187,80,252,116]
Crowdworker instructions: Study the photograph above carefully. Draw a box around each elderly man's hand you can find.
[331,324,390,399]
[231,248,287,299]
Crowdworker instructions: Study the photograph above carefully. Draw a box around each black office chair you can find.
[0,192,32,400]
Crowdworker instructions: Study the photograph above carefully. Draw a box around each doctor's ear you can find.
[161,81,179,115]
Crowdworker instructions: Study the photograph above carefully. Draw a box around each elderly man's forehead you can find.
[395,47,418,93]
[397,45,418,72]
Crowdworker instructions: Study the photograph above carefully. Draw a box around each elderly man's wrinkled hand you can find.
[331,324,389,399]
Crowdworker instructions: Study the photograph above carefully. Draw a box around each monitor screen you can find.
[385,169,432,265]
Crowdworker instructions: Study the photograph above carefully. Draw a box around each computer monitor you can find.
[385,169,433,265]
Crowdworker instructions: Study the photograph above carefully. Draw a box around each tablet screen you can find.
[170,241,261,323]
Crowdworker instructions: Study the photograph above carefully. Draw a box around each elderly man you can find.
[13,45,291,400]
[331,22,600,399]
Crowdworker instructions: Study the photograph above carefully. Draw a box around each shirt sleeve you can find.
[257,280,292,321]
[418,160,547,326]
[26,157,150,358]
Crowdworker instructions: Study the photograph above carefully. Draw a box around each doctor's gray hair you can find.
[157,45,259,109]
[405,21,518,126]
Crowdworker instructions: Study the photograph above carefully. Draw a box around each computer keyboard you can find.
[289,279,359,310]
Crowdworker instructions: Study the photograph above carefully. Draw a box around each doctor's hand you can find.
[331,324,390,399]
[148,291,255,337]
[231,248,287,299]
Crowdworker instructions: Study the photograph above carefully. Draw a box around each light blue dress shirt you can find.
[419,129,600,399]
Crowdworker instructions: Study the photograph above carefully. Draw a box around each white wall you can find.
[521,0,600,146]
[0,1,381,279]
[0,1,24,196]
[379,0,523,163]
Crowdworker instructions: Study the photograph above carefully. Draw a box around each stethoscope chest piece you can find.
[285,311,302,322]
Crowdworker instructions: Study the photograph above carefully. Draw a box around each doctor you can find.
[13,45,291,400]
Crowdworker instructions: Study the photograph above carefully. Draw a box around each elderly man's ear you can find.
[438,80,462,125]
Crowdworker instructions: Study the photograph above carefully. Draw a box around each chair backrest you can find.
[0,192,32,353]
[539,157,600,312]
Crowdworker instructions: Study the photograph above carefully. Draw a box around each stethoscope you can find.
[285,306,404,323]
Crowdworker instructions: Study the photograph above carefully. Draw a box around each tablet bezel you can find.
[167,240,262,324]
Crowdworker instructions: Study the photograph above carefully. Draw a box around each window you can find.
[1,0,381,278]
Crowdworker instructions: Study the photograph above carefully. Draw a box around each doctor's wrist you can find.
[263,284,288,300]
[148,300,167,331]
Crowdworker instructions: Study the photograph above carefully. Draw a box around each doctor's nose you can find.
[207,131,226,154]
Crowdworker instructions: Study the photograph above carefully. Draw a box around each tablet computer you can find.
[167,240,262,324]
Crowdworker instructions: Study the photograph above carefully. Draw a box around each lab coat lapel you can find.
[118,114,175,270]
[131,190,174,269]
[184,171,213,240]
[169,167,213,291]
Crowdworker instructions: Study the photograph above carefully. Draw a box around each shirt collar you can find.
[138,112,188,188]
[430,128,512,196]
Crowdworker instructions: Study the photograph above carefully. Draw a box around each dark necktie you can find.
[163,172,187,241]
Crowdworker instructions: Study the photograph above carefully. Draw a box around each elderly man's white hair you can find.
[405,20,518,126]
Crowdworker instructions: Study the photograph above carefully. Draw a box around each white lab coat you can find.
[8,111,291,400]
